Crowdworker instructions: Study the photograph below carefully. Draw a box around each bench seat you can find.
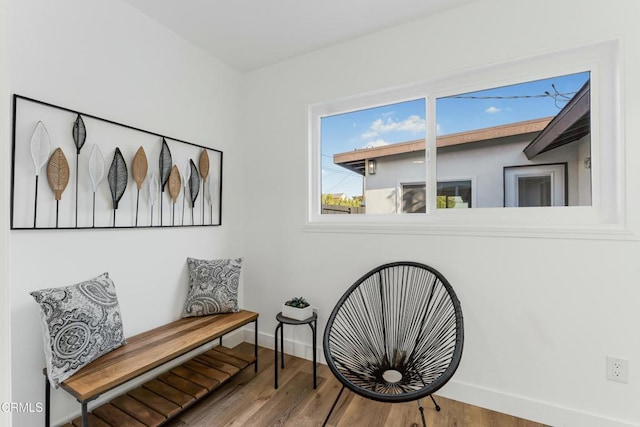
[45,310,259,427]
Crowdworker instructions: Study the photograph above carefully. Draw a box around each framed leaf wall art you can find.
[10,94,223,230]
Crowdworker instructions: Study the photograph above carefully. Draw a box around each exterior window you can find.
[401,183,426,213]
[437,180,472,208]
[504,163,567,207]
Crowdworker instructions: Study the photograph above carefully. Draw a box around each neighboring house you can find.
[334,81,591,214]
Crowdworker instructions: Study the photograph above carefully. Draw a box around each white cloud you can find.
[361,115,426,139]
[361,130,379,139]
[485,106,501,114]
[362,139,389,149]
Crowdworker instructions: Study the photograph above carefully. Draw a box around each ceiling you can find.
[120,0,477,72]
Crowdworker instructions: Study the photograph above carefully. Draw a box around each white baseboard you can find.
[243,327,638,427]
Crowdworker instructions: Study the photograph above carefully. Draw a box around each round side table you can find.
[274,311,317,389]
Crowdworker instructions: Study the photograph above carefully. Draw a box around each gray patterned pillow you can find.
[183,257,242,317]
[30,273,126,388]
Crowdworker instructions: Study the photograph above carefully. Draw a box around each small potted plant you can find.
[282,296,313,321]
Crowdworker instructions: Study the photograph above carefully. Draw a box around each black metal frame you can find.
[11,94,224,230]
[44,318,258,427]
[274,311,317,390]
[322,261,464,427]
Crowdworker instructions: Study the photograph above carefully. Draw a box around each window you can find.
[437,180,472,208]
[308,41,622,237]
[504,164,567,207]
[401,183,426,213]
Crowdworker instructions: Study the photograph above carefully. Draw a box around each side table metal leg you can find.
[254,318,259,372]
[280,323,285,369]
[274,323,280,389]
[309,320,317,389]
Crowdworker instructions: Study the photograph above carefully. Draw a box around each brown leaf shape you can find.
[47,148,70,201]
[132,146,148,190]
[168,165,181,203]
[199,149,210,180]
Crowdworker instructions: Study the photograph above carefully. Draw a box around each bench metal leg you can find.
[81,401,88,427]
[45,375,50,427]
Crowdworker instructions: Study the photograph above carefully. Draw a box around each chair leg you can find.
[417,399,427,427]
[429,394,441,411]
[322,385,345,427]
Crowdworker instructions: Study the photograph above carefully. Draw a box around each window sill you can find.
[303,214,635,241]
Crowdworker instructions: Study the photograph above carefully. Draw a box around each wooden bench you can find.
[44,310,259,427]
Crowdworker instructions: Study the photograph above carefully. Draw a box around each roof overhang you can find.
[333,117,552,176]
[523,80,590,160]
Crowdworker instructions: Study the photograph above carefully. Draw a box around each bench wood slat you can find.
[202,348,250,369]
[110,394,166,426]
[143,379,195,408]
[126,387,182,419]
[169,365,220,391]
[157,372,208,399]
[195,354,241,376]
[91,403,147,427]
[60,310,258,401]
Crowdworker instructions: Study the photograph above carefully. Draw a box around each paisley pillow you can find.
[182,257,242,317]
[30,273,126,388]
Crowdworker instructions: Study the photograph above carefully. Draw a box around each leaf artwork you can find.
[159,138,172,225]
[189,159,200,225]
[72,114,87,154]
[72,114,87,227]
[108,148,128,213]
[199,150,209,223]
[199,150,210,181]
[159,138,172,191]
[168,166,181,203]
[168,166,181,225]
[47,147,70,229]
[147,172,158,226]
[180,160,191,225]
[132,147,148,190]
[47,148,70,201]
[30,121,51,227]
[88,145,105,227]
[132,146,148,226]
[31,121,51,176]
[89,145,105,193]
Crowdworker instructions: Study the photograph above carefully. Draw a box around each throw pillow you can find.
[182,257,242,317]
[30,272,126,388]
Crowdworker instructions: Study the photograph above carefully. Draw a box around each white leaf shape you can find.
[207,174,216,205]
[147,172,158,207]
[30,121,51,176]
[180,160,191,190]
[89,145,105,192]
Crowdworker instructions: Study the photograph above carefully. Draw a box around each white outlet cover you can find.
[606,356,629,384]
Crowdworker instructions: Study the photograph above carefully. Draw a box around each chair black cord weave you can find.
[322,262,464,426]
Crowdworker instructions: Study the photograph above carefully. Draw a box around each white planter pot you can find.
[282,304,313,321]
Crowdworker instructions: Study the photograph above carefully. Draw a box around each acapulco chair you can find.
[322,262,464,427]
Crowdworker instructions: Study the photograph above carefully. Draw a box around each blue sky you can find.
[321,71,590,197]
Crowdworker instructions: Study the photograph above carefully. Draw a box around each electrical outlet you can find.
[606,356,629,383]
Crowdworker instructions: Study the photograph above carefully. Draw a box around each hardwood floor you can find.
[165,343,546,427]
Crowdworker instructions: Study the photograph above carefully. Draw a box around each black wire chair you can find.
[322,262,464,426]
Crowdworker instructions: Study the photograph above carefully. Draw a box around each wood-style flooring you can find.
[163,343,546,427]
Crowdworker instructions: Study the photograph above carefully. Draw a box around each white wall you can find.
[8,1,244,426]
[0,0,9,426]
[243,1,640,426]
